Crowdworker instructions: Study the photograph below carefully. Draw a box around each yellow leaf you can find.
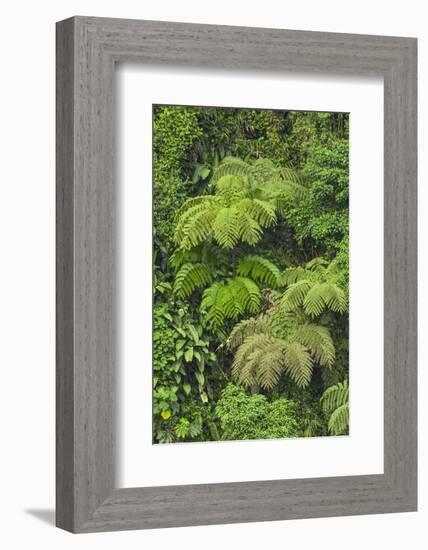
[161,410,171,420]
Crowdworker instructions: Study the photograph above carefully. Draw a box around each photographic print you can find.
[153,105,349,444]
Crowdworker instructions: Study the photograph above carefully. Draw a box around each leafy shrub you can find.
[284,139,349,255]
[153,106,202,254]
[153,300,218,443]
[215,384,298,440]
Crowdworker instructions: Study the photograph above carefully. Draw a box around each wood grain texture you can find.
[56,18,76,532]
[56,16,417,533]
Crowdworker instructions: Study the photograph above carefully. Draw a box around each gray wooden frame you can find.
[56,16,417,533]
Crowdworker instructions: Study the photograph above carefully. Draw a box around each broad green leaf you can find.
[186,325,199,342]
[175,327,186,337]
[175,339,186,352]
[162,312,173,322]
[172,362,181,372]
[194,340,208,347]
[184,348,194,362]
[200,166,210,179]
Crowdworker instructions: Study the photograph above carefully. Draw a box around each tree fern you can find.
[173,262,216,298]
[200,277,261,330]
[200,282,225,329]
[327,403,349,435]
[232,334,287,390]
[174,200,217,250]
[212,206,241,249]
[283,341,314,388]
[280,257,348,317]
[230,311,335,389]
[227,314,277,351]
[210,157,251,185]
[293,324,335,367]
[280,280,312,311]
[174,157,304,251]
[237,211,263,245]
[237,255,282,288]
[170,242,226,270]
[214,173,250,195]
[240,197,277,227]
[321,380,349,435]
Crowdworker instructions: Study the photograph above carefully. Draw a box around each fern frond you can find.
[170,242,227,270]
[280,280,312,312]
[212,206,240,249]
[250,158,278,183]
[232,335,315,390]
[200,282,225,329]
[302,282,347,317]
[281,266,309,285]
[173,195,215,224]
[227,314,275,351]
[281,257,348,317]
[173,158,305,252]
[237,255,281,288]
[237,212,263,245]
[279,165,304,185]
[179,208,217,250]
[321,380,349,413]
[215,174,250,196]
[232,277,261,313]
[256,347,286,390]
[317,283,348,313]
[248,198,277,227]
[221,282,245,321]
[283,341,314,388]
[302,284,328,317]
[229,316,334,389]
[201,278,261,329]
[261,178,307,203]
[293,324,335,367]
[232,334,286,390]
[211,157,251,184]
[321,381,350,435]
[173,197,216,240]
[306,257,329,270]
[173,262,216,298]
[328,403,349,435]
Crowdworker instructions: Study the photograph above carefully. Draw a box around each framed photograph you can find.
[56,16,417,532]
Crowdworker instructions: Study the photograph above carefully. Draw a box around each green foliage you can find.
[237,255,282,288]
[227,256,344,390]
[173,262,216,299]
[175,416,203,440]
[230,319,335,389]
[284,139,349,254]
[173,157,304,250]
[216,384,299,440]
[321,380,349,435]
[153,106,202,254]
[152,105,349,444]
[153,299,218,443]
[281,257,347,317]
[201,277,261,330]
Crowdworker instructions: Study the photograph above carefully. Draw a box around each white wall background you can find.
[0,1,424,548]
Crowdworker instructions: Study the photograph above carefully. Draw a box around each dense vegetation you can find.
[153,105,349,443]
